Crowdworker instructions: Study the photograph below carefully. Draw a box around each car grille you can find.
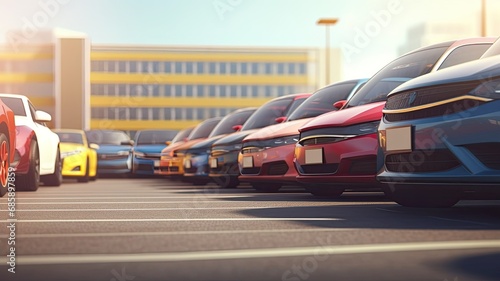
[384,99,487,122]
[98,154,128,160]
[385,150,460,173]
[300,163,339,174]
[301,137,349,146]
[464,143,500,170]
[241,167,261,175]
[267,161,288,175]
[349,157,377,175]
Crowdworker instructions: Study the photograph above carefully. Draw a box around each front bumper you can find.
[295,133,380,187]
[238,143,298,184]
[377,101,500,189]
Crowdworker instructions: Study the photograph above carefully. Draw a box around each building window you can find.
[174,108,183,120]
[175,62,183,74]
[152,108,161,120]
[196,85,204,97]
[164,62,172,73]
[230,85,238,97]
[129,108,138,120]
[277,63,285,75]
[240,63,248,74]
[265,63,273,74]
[186,62,194,74]
[230,62,238,74]
[164,108,172,120]
[241,85,248,97]
[219,62,227,74]
[298,63,307,74]
[164,85,172,97]
[251,63,259,74]
[174,85,183,97]
[196,62,204,74]
[209,62,216,74]
[186,85,193,97]
[141,108,150,120]
[186,108,194,119]
[209,85,216,97]
[288,63,296,74]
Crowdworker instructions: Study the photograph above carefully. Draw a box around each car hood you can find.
[299,102,385,132]
[187,135,227,151]
[212,129,260,147]
[133,144,166,154]
[173,138,206,154]
[161,141,185,154]
[60,143,85,152]
[97,145,132,154]
[389,55,500,95]
[244,119,313,142]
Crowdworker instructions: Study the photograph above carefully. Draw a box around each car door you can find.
[27,101,57,174]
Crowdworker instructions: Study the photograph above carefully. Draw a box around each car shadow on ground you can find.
[439,251,500,281]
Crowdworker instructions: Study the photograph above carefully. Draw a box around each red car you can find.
[238,79,367,192]
[0,99,16,197]
[294,37,496,197]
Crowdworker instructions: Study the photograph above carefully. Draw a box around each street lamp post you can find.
[317,18,338,85]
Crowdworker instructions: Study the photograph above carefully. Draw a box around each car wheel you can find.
[42,147,62,187]
[77,158,90,183]
[388,184,461,208]
[306,186,344,198]
[17,139,40,192]
[251,183,281,193]
[0,134,10,197]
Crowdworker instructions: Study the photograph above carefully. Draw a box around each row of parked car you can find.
[2,36,499,209]
[157,36,500,208]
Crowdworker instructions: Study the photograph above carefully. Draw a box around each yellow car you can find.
[54,129,98,182]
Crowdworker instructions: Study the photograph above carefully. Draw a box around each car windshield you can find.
[171,128,194,143]
[189,119,220,140]
[0,97,26,116]
[240,98,294,131]
[56,132,84,144]
[209,109,255,137]
[287,81,361,121]
[86,130,130,145]
[345,46,450,108]
[135,130,178,145]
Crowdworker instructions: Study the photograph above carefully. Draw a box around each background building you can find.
[0,29,340,136]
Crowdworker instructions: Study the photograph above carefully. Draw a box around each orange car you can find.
[0,98,16,197]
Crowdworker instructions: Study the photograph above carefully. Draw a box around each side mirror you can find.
[165,141,172,146]
[89,143,100,150]
[275,116,287,123]
[333,100,347,110]
[120,140,134,146]
[232,125,243,132]
[35,110,52,122]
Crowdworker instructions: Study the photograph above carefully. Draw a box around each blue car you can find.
[85,130,134,175]
[132,130,178,176]
[377,45,500,207]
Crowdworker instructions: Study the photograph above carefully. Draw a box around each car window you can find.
[28,101,44,125]
[438,44,492,70]
[171,128,193,143]
[345,46,450,108]
[0,97,26,116]
[209,109,255,137]
[56,132,84,144]
[135,130,178,145]
[86,130,130,145]
[240,98,293,131]
[287,82,358,121]
[189,119,220,140]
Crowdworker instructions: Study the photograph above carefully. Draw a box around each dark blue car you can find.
[377,46,500,207]
[132,130,178,176]
[85,130,134,176]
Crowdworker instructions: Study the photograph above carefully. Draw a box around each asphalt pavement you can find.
[1,177,500,281]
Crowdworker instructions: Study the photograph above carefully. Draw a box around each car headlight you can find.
[233,143,242,150]
[117,150,130,156]
[469,78,500,99]
[357,121,380,135]
[272,135,299,146]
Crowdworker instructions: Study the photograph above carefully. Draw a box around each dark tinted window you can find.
[135,130,178,145]
[189,119,221,140]
[0,97,26,116]
[287,82,358,121]
[240,98,293,131]
[209,109,255,137]
[86,130,130,145]
[346,46,450,108]
[56,132,84,144]
[438,44,492,69]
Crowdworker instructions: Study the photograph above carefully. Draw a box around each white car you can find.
[0,94,62,191]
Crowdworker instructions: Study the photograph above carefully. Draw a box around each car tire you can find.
[214,176,239,189]
[251,183,281,193]
[306,186,344,198]
[77,158,90,183]
[17,139,40,192]
[42,147,62,187]
[0,134,10,197]
[388,184,461,208]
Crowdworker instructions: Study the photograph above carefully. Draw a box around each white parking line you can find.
[1,228,355,239]
[0,201,248,205]
[0,207,271,212]
[0,218,341,223]
[14,196,253,200]
[3,240,500,265]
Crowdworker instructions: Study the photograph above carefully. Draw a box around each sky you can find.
[0,0,498,79]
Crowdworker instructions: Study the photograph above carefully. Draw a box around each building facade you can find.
[1,30,340,136]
